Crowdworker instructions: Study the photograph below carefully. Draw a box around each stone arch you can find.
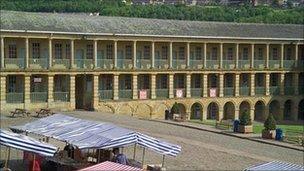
[269,100,280,121]
[190,102,203,120]
[207,102,219,120]
[254,100,265,121]
[298,99,304,120]
[239,101,251,118]
[223,101,235,120]
[116,104,134,116]
[153,103,169,119]
[134,103,152,118]
[283,99,294,120]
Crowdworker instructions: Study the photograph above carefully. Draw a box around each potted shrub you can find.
[171,102,182,121]
[262,113,276,139]
[238,110,253,133]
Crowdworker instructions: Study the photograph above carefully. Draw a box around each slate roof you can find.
[1,10,303,39]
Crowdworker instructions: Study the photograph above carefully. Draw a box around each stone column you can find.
[47,75,54,108]
[294,72,299,95]
[186,73,191,98]
[169,74,174,98]
[132,74,138,100]
[292,106,298,121]
[151,74,156,99]
[93,40,98,68]
[265,44,269,68]
[202,106,207,120]
[70,39,75,69]
[218,108,223,121]
[250,73,255,96]
[114,40,118,68]
[0,75,6,111]
[265,73,270,96]
[113,74,119,100]
[280,44,284,68]
[219,43,223,69]
[69,75,76,110]
[25,38,29,68]
[234,107,240,120]
[219,73,224,97]
[48,39,52,69]
[133,41,137,69]
[169,42,173,68]
[203,43,207,68]
[279,73,285,96]
[24,75,31,109]
[93,74,99,110]
[202,74,208,97]
[250,107,255,122]
[251,43,254,68]
[186,42,190,68]
[151,41,155,69]
[235,73,240,97]
[1,37,4,68]
[295,43,298,68]
[235,43,239,69]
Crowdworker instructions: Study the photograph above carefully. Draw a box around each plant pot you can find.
[262,129,276,139]
[238,125,253,133]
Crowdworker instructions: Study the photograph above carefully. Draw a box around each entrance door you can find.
[75,75,93,110]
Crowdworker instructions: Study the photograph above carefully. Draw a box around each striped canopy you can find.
[10,114,181,157]
[0,129,58,157]
[245,161,304,171]
[79,161,142,171]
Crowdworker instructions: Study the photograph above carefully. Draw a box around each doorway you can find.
[75,74,93,110]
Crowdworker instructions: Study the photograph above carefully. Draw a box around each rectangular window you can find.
[8,44,17,58]
[176,75,185,88]
[227,48,233,60]
[32,43,40,59]
[211,47,217,60]
[195,47,202,60]
[104,75,113,90]
[160,75,167,89]
[178,47,185,60]
[142,76,150,89]
[258,48,263,60]
[143,45,150,59]
[86,44,93,59]
[8,76,17,92]
[272,48,278,60]
[256,74,263,87]
[271,74,278,86]
[54,43,62,59]
[193,75,201,88]
[241,74,249,87]
[66,44,71,59]
[286,48,292,60]
[106,44,113,59]
[124,75,132,90]
[125,45,132,59]
[242,48,248,60]
[161,46,168,59]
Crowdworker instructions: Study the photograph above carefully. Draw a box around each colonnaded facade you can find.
[0,10,304,121]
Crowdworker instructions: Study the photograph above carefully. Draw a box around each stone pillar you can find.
[250,73,255,96]
[47,75,54,108]
[294,72,299,94]
[218,108,223,121]
[202,74,208,97]
[0,75,6,111]
[113,74,119,100]
[24,75,31,109]
[25,38,29,68]
[250,108,255,122]
[234,107,240,120]
[93,40,98,68]
[251,43,254,68]
[48,39,52,68]
[202,106,207,120]
[186,42,190,68]
[265,73,270,96]
[219,73,224,97]
[133,41,137,69]
[169,74,174,98]
[151,74,156,99]
[295,44,298,68]
[235,73,240,97]
[69,75,76,110]
[279,73,285,95]
[292,106,298,121]
[169,42,173,68]
[280,44,284,68]
[114,40,117,68]
[235,43,239,69]
[265,44,269,68]
[132,74,138,100]
[70,39,75,69]
[93,74,99,110]
[219,43,223,69]
[186,73,191,98]
[203,43,207,68]
[1,37,4,68]
[151,41,155,69]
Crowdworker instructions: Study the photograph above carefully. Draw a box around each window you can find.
[54,43,62,59]
[176,75,185,88]
[125,45,132,59]
[225,75,233,87]
[32,43,40,58]
[272,48,278,60]
[161,46,168,59]
[242,48,248,60]
[106,44,113,59]
[178,47,185,60]
[241,74,249,87]
[286,48,292,60]
[211,47,217,60]
[124,75,132,89]
[143,45,150,59]
[193,75,201,88]
[86,44,93,59]
[66,44,71,59]
[210,75,217,88]
[8,44,17,58]
[271,74,278,86]
[159,75,168,89]
[141,76,150,89]
[102,75,113,90]
[227,48,233,60]
[8,76,17,92]
[257,48,263,60]
[195,47,202,60]
[256,74,264,87]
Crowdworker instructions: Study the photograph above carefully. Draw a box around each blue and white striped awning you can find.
[0,129,58,157]
[10,114,181,157]
[245,161,304,171]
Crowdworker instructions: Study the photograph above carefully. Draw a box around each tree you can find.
[239,110,252,126]
[264,113,276,130]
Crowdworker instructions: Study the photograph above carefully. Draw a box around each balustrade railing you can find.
[6,92,24,103]
[155,89,169,98]
[4,58,24,69]
[99,90,113,100]
[30,92,48,102]
[119,89,132,99]
[54,92,69,102]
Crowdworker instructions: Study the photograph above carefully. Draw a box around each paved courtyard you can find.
[0,111,303,170]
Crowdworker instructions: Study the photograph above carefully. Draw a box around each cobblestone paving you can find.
[1,111,303,170]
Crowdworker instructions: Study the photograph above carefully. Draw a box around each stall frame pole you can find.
[141,147,146,168]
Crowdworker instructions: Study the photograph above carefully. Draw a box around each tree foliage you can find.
[264,113,277,130]
[1,0,303,24]
[240,110,252,126]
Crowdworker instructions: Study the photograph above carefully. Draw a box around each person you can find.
[112,148,128,165]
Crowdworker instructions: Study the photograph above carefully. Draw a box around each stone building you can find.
[0,10,304,121]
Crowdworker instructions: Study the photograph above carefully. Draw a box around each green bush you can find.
[171,102,179,114]
[239,110,252,126]
[264,113,276,130]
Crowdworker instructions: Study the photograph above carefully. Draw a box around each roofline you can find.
[1,29,304,42]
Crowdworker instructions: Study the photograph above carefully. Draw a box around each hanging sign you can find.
[176,89,183,98]
[139,90,147,99]
[210,88,217,97]
[33,77,42,83]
